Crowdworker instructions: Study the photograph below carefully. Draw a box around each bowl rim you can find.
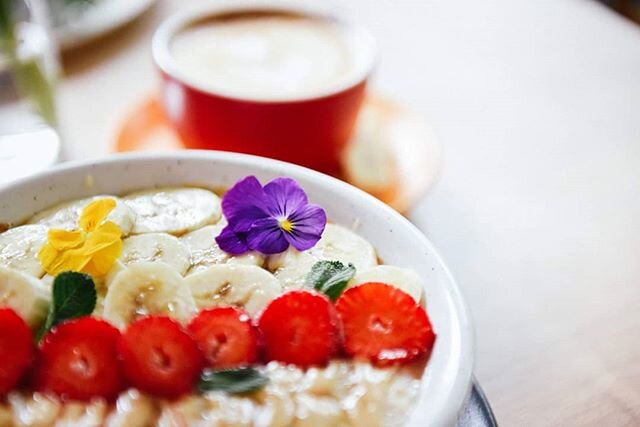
[151,0,378,104]
[0,150,474,426]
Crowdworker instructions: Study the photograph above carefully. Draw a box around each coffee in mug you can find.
[171,12,370,102]
[154,6,376,174]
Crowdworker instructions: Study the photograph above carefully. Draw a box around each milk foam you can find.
[170,15,369,101]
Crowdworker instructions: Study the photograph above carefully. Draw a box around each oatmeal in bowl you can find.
[0,151,473,426]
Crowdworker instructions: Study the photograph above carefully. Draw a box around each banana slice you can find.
[28,195,136,235]
[267,224,378,289]
[181,224,264,275]
[185,264,282,317]
[266,250,316,290]
[0,224,48,277]
[102,262,197,329]
[310,224,379,270]
[348,265,423,303]
[0,266,50,328]
[120,233,190,276]
[124,188,221,235]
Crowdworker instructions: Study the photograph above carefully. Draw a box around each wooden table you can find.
[59,0,640,425]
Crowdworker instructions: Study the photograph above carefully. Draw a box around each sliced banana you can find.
[103,233,190,297]
[348,265,423,303]
[266,251,315,290]
[0,224,48,277]
[124,188,221,235]
[0,266,50,328]
[185,264,282,317]
[310,224,379,270]
[181,223,264,275]
[28,195,136,235]
[102,262,197,329]
[120,233,190,276]
[267,224,378,289]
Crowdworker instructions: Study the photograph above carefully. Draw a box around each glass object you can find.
[0,0,60,185]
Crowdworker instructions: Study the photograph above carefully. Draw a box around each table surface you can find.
[58,0,640,425]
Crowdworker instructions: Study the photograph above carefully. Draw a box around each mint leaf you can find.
[37,272,96,341]
[198,367,268,394]
[305,260,356,301]
[50,272,96,322]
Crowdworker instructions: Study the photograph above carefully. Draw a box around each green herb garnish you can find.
[198,367,268,395]
[37,271,96,341]
[305,260,356,301]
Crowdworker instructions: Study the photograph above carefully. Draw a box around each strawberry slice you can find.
[33,317,123,400]
[118,316,203,398]
[336,282,435,365]
[0,308,33,395]
[187,307,259,369]
[257,290,339,367]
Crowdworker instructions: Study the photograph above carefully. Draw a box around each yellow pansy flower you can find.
[38,198,123,277]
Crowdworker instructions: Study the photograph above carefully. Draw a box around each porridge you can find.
[0,176,435,426]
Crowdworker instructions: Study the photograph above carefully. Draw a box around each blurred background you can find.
[602,0,640,22]
[2,0,640,426]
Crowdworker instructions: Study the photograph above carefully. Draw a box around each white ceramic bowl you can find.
[0,151,474,426]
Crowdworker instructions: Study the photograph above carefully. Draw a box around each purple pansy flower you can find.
[216,176,327,255]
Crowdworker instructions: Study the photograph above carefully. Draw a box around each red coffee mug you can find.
[152,3,376,175]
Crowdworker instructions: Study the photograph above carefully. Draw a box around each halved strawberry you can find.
[257,290,339,367]
[336,282,435,365]
[118,316,203,398]
[33,317,123,400]
[0,308,33,395]
[187,307,259,369]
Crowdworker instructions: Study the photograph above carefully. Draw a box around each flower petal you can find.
[83,241,122,277]
[83,221,123,255]
[221,176,269,232]
[284,204,327,251]
[79,198,116,232]
[247,217,290,254]
[38,244,89,276]
[263,177,308,217]
[216,224,251,255]
[66,247,92,273]
[47,229,85,251]
[37,244,62,275]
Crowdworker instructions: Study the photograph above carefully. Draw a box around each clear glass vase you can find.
[0,0,60,185]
